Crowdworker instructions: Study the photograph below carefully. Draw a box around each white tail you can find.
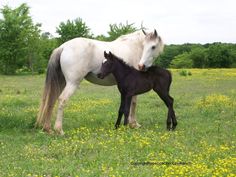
[36,47,65,131]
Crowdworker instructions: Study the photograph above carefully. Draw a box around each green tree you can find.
[96,34,107,41]
[56,18,91,44]
[0,3,41,74]
[191,47,207,68]
[36,32,58,73]
[170,52,193,68]
[156,44,193,68]
[101,22,137,41]
[229,44,236,67]
[206,43,233,68]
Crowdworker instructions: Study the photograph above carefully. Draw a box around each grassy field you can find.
[0,69,236,176]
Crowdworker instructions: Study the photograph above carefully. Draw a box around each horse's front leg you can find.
[128,96,141,128]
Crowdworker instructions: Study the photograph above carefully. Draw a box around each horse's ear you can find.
[154,29,158,38]
[142,29,147,36]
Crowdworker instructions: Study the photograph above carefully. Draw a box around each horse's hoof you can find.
[129,122,141,129]
[54,123,65,135]
[54,128,65,135]
[43,125,52,134]
[59,131,65,135]
[43,128,53,134]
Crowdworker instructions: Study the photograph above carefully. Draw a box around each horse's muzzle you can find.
[138,63,146,71]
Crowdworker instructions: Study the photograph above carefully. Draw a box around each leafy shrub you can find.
[179,70,192,76]
[15,66,31,74]
[37,68,45,74]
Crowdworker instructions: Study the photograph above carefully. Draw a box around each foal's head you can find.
[98,51,116,79]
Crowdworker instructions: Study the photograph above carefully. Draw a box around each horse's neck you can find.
[111,32,144,67]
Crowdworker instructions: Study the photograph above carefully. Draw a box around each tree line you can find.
[157,43,236,68]
[0,3,235,75]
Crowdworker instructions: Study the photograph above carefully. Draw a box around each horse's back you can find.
[61,37,106,52]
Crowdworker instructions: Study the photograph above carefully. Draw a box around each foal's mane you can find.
[112,54,137,71]
[111,53,159,72]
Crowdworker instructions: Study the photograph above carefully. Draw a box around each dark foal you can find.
[98,51,177,130]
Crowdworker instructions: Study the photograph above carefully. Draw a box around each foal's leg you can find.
[168,95,177,130]
[54,83,78,135]
[115,95,125,129]
[124,96,132,126]
[128,96,141,128]
[155,90,176,130]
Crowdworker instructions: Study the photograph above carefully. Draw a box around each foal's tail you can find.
[36,47,66,129]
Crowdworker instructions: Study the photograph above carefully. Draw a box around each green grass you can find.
[0,69,236,176]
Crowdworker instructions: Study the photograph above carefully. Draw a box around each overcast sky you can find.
[0,0,236,44]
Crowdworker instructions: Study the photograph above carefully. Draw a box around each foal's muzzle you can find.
[97,73,104,79]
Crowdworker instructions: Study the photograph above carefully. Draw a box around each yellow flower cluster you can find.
[66,98,111,113]
[213,157,236,176]
[196,93,233,110]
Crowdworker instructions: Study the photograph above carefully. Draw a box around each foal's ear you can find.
[104,51,109,59]
[108,51,114,59]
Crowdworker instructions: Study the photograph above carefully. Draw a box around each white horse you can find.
[36,29,164,134]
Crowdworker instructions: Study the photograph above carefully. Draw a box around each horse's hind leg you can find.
[54,82,78,135]
[128,96,141,128]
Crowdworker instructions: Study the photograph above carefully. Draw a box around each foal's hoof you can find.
[167,125,177,131]
[129,122,141,129]
[167,125,172,131]
[115,124,120,129]
[172,125,177,131]
[172,122,177,131]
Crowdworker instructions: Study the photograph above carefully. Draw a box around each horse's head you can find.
[138,29,164,71]
[98,51,115,79]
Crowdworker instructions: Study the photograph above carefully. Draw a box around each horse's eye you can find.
[151,45,156,50]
